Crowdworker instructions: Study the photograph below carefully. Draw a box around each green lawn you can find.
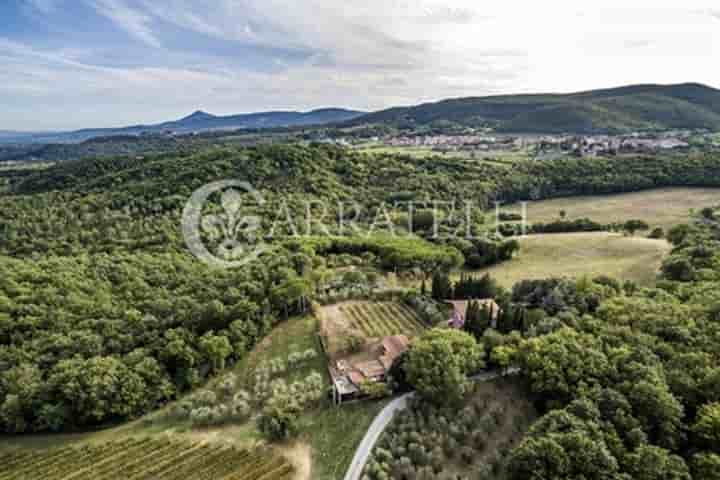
[301,400,388,480]
[500,187,720,230]
[463,232,672,288]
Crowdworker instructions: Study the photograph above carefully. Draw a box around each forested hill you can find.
[1,143,720,437]
[3,144,720,257]
[349,83,720,133]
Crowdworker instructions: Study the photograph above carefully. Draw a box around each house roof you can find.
[355,360,386,379]
[382,335,409,359]
[348,371,366,387]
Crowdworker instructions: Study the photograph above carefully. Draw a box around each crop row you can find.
[342,302,426,338]
[0,438,293,480]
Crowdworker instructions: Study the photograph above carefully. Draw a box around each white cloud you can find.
[87,0,162,48]
[4,1,720,130]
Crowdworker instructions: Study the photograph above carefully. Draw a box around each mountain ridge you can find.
[347,82,720,133]
[4,83,720,144]
[2,108,365,144]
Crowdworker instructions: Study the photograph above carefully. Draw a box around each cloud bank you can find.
[3,0,720,130]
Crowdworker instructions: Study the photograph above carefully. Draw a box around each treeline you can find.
[499,152,720,202]
[291,235,464,275]
[3,145,720,259]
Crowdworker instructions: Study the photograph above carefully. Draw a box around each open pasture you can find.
[502,187,720,230]
[467,232,672,288]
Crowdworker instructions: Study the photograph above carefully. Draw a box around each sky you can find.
[1,0,720,131]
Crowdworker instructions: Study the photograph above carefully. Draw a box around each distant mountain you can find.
[2,108,365,144]
[5,83,720,146]
[0,130,44,142]
[349,83,720,133]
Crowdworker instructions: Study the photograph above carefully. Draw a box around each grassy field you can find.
[501,187,720,230]
[464,232,672,288]
[301,400,388,480]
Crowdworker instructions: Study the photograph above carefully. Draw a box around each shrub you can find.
[287,351,304,368]
[170,400,193,420]
[217,374,237,398]
[233,390,251,403]
[257,395,302,441]
[189,407,214,426]
[192,390,218,408]
[230,398,251,421]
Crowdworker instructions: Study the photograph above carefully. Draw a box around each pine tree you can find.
[464,301,491,339]
[431,272,452,300]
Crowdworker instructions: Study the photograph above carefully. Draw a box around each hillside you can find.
[1,108,364,145]
[350,83,720,133]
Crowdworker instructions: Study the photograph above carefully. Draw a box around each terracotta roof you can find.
[355,360,386,380]
[382,335,409,360]
[348,371,366,386]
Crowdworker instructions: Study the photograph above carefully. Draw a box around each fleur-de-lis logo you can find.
[182,181,267,268]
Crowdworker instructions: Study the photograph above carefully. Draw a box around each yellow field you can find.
[464,232,672,288]
[502,187,720,230]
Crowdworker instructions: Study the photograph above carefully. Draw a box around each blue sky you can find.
[2,1,719,131]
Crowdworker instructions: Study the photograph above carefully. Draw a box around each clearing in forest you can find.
[465,232,671,288]
[501,187,720,230]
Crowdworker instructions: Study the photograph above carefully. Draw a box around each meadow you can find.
[464,232,672,288]
[502,187,720,230]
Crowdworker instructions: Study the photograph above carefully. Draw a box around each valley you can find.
[4,3,720,478]
[2,103,720,480]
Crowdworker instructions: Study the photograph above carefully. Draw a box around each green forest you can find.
[2,144,720,479]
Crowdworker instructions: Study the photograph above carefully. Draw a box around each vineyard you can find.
[0,437,293,480]
[338,302,427,338]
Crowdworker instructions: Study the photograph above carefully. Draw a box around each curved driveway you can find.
[343,369,519,480]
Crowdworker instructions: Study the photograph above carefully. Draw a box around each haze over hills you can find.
[349,83,720,134]
[3,83,720,146]
[0,108,365,144]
